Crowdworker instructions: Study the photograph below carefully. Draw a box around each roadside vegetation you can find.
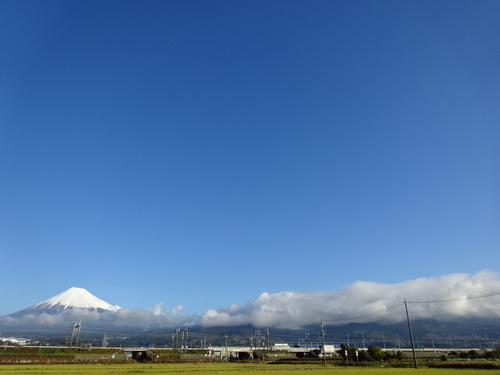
[0,345,499,374]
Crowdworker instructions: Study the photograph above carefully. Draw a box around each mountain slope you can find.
[8,287,121,317]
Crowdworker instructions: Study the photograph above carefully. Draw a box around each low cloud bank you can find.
[0,304,194,331]
[200,271,500,329]
[1,271,499,331]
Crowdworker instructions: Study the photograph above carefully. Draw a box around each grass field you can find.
[0,363,498,375]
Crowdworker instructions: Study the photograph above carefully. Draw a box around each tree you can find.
[485,346,500,359]
[338,344,358,362]
[468,350,479,359]
[367,346,386,361]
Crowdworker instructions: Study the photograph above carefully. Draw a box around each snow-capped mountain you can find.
[9,287,121,317]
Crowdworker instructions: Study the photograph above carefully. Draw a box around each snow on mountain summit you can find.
[36,287,121,312]
[9,287,121,317]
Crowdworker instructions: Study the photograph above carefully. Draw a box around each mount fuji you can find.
[8,287,121,317]
[1,287,190,332]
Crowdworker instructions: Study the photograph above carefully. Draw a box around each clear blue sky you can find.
[1,0,499,317]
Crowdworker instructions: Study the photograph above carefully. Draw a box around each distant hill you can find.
[1,287,498,349]
[74,319,498,349]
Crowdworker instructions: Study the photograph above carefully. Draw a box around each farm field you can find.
[0,363,498,375]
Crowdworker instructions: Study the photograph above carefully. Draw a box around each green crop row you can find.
[0,362,499,375]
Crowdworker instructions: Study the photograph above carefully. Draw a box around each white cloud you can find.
[0,305,194,331]
[152,302,163,315]
[199,271,500,329]
[2,271,499,331]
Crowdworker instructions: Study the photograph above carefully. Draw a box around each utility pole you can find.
[102,334,108,348]
[320,320,326,366]
[224,334,229,361]
[265,328,270,351]
[404,299,417,369]
[255,330,261,363]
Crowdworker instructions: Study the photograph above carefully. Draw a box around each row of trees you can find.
[338,344,403,362]
[337,344,500,362]
[453,347,500,360]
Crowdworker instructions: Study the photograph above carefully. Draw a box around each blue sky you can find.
[1,1,499,318]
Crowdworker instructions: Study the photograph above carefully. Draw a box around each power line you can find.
[323,302,403,323]
[319,289,500,326]
[407,290,500,304]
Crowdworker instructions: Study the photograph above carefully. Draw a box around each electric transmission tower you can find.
[65,321,82,348]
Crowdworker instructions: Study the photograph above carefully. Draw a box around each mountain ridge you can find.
[8,287,121,317]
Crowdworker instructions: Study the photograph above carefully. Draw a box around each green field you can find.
[0,363,498,375]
